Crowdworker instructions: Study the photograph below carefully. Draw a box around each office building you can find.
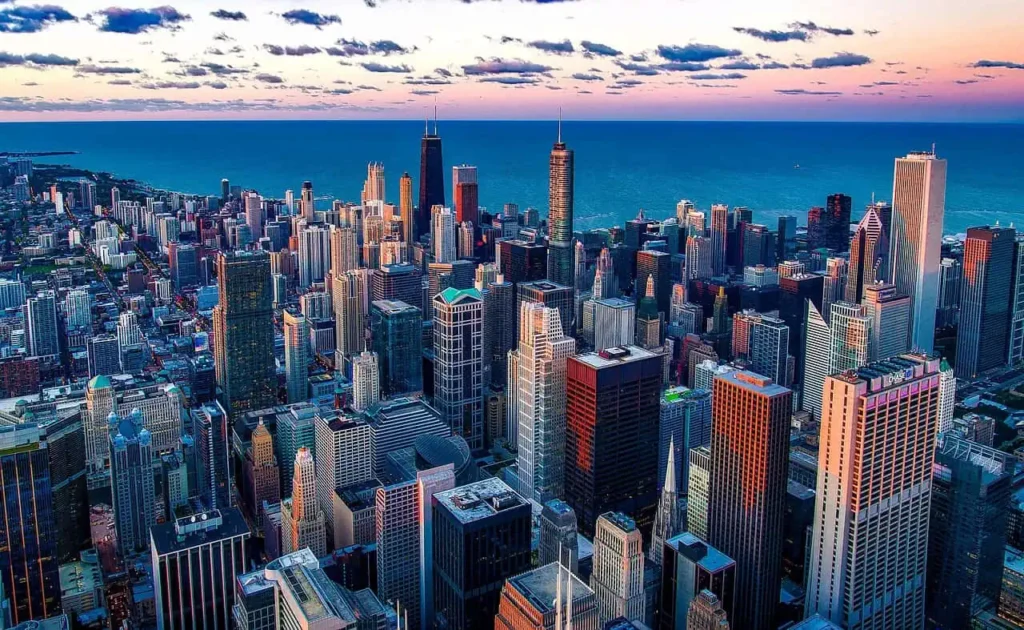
[432,478,532,630]
[659,387,711,495]
[1010,237,1024,365]
[710,205,728,275]
[432,288,485,450]
[889,151,947,352]
[0,424,60,625]
[845,208,888,303]
[514,303,575,502]
[708,371,791,630]
[495,561,599,630]
[351,351,381,411]
[330,225,359,275]
[937,256,962,327]
[685,591,730,630]
[362,161,385,204]
[281,447,327,558]
[927,433,1012,629]
[301,180,314,220]
[685,235,714,281]
[539,499,579,573]
[741,223,775,268]
[566,346,661,537]
[453,164,479,225]
[151,508,250,630]
[749,315,790,387]
[194,402,231,510]
[370,300,423,396]
[25,291,59,357]
[298,224,331,288]
[314,411,372,548]
[0,277,26,309]
[590,298,635,352]
[109,409,156,555]
[821,258,847,324]
[86,334,120,378]
[63,289,91,329]
[375,480,422,629]
[213,251,277,419]
[244,420,280,528]
[84,377,184,473]
[432,206,457,263]
[500,239,548,285]
[743,265,778,287]
[518,280,574,344]
[276,403,317,493]
[956,225,1016,379]
[169,242,199,289]
[805,354,941,629]
[282,310,310,403]
[636,275,664,349]
[364,397,449,478]
[548,121,576,287]
[637,250,672,316]
[657,533,735,630]
[485,276,517,388]
[400,171,416,243]
[418,117,445,241]
[591,512,645,625]
[802,301,871,420]
[371,263,422,312]
[688,446,711,541]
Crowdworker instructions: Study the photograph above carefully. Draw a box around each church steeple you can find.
[650,435,684,566]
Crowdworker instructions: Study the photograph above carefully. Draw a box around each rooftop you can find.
[1006,547,1024,576]
[574,345,657,369]
[717,369,790,397]
[506,562,593,614]
[790,614,843,629]
[667,532,735,573]
[600,511,636,533]
[434,477,526,524]
[150,507,249,555]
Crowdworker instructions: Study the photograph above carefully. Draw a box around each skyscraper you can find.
[659,386,711,495]
[636,275,664,349]
[283,310,309,404]
[802,301,871,420]
[956,225,1016,380]
[845,207,888,303]
[453,165,479,225]
[298,223,331,288]
[657,533,735,630]
[685,234,714,280]
[889,151,947,352]
[313,411,372,548]
[375,480,422,628]
[821,257,847,324]
[332,269,366,364]
[432,206,457,263]
[495,561,599,630]
[86,334,120,378]
[806,355,941,629]
[432,478,532,630]
[514,303,575,502]
[244,419,280,528]
[927,433,1012,629]
[749,315,790,387]
[329,225,359,275]
[710,204,728,276]
[370,300,424,397]
[109,409,156,555]
[432,288,485,449]
[485,276,516,388]
[688,446,711,540]
[418,116,445,241]
[194,402,231,510]
[565,346,661,537]
[1010,236,1024,365]
[301,180,314,221]
[823,193,852,252]
[351,351,381,411]
[547,117,575,287]
[213,251,276,419]
[517,280,574,345]
[25,290,59,357]
[539,499,579,572]
[862,283,911,361]
[637,249,672,316]
[363,161,385,204]
[686,591,731,630]
[708,371,791,630]
[400,171,416,244]
[281,447,326,558]
[591,512,646,625]
[0,424,60,625]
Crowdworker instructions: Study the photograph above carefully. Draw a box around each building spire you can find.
[664,435,677,494]
[433,97,438,136]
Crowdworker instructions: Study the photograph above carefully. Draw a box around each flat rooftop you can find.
[574,345,657,369]
[434,477,525,524]
[667,532,735,574]
[717,369,790,397]
[151,508,249,555]
[506,562,593,614]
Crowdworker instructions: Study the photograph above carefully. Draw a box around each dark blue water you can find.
[3,120,1022,234]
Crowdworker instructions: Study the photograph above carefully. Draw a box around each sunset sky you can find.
[0,0,1022,121]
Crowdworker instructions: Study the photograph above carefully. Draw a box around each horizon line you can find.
[2,118,1023,125]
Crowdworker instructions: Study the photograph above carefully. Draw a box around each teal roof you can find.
[88,375,112,389]
[436,287,482,304]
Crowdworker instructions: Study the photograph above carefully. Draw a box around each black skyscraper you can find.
[418,118,445,241]
[825,193,852,252]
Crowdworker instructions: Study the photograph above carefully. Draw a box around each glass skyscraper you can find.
[370,300,424,397]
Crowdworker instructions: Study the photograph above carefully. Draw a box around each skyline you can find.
[0,0,1020,122]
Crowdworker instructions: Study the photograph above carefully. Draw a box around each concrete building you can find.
[281,447,326,558]
[590,512,645,625]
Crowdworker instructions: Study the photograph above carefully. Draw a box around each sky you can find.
[0,0,1022,122]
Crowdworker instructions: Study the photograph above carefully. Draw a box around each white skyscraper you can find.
[821,258,848,324]
[889,151,947,352]
[513,303,575,503]
[862,283,911,361]
[803,301,871,419]
[805,354,941,629]
[938,358,956,434]
[591,298,635,352]
[351,351,381,412]
[25,290,59,357]
[329,225,359,275]
[432,287,485,450]
[117,311,143,347]
[244,192,263,239]
[281,447,327,558]
[590,512,645,625]
[431,207,456,264]
[332,269,366,364]
[283,310,310,404]
[686,234,714,280]
[63,289,92,329]
[363,162,385,205]
[314,410,372,549]
[298,224,331,288]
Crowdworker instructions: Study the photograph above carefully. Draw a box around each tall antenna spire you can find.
[565,572,573,630]
[557,106,562,143]
[554,559,563,630]
[433,97,438,136]
[931,141,936,156]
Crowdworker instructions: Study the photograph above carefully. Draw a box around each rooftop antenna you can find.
[931,142,936,156]
[554,555,563,630]
[871,191,876,205]
[433,97,438,136]
[565,571,574,630]
[557,107,562,144]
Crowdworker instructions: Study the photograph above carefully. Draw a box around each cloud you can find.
[657,43,742,63]
[107,79,132,85]
[0,95,391,113]
[370,40,411,55]
[411,89,438,95]
[209,9,245,20]
[0,4,77,33]
[200,61,247,75]
[718,61,759,70]
[973,60,1024,70]
[206,80,227,89]
[789,21,855,36]
[280,9,340,27]
[762,61,789,69]
[140,80,200,89]
[659,62,710,72]
[692,83,738,88]
[580,40,621,57]
[435,67,453,78]
[776,88,843,96]
[689,72,746,80]
[405,76,452,85]
[361,62,412,73]
[571,72,602,81]
[96,6,190,34]
[609,78,642,89]
[810,52,871,68]
[254,73,283,83]
[527,39,574,55]
[615,60,659,76]
[479,76,540,85]
[176,66,207,76]
[77,64,142,74]
[264,44,321,57]
[0,51,79,66]
[328,38,412,57]
[462,58,553,75]
[864,29,879,36]
[732,27,807,43]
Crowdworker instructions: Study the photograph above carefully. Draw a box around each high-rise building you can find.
[485,276,517,388]
[0,277,26,310]
[591,512,645,625]
[400,171,415,244]
[518,280,574,349]
[889,151,947,352]
[824,193,853,252]
[432,288,485,450]
[109,409,156,555]
[351,351,381,411]
[513,303,575,502]
[636,275,664,349]
[495,561,599,630]
[274,403,316,493]
[688,446,711,540]
[500,239,548,285]
[805,354,941,629]
[659,387,711,496]
[956,225,1016,380]
[432,206,457,263]
[432,478,532,630]
[657,533,735,630]
[708,371,791,630]
[927,433,1012,629]
[637,249,672,316]
[283,310,310,403]
[332,269,366,364]
[547,120,575,287]
[169,242,199,289]
[281,447,327,558]
[777,215,797,261]
[363,161,385,204]
[802,301,871,420]
[861,283,910,361]
[587,297,635,352]
[650,439,685,566]
[539,499,579,572]
[375,480,421,628]
[370,300,423,397]
[845,207,888,303]
[686,591,731,630]
[244,420,280,528]
[453,165,479,225]
[194,402,231,510]
[151,508,250,630]
[298,224,331,288]
[418,117,445,242]
[565,346,661,537]
[0,424,60,625]
[86,334,120,378]
[329,225,359,276]
[821,257,847,324]
[25,290,59,357]
[301,180,315,221]
[1010,236,1024,365]
[710,204,728,276]
[749,315,790,387]
[63,289,91,329]
[314,411,372,549]
[213,251,276,419]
